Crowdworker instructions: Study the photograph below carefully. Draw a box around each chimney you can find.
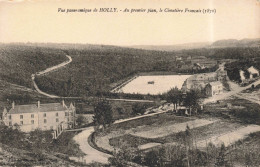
[38,101,40,108]
[12,101,15,109]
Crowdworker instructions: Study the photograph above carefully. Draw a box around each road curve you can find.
[32,55,72,98]
[72,109,169,164]
[203,79,260,104]
[73,127,112,164]
[74,78,260,164]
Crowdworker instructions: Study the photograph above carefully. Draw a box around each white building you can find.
[239,70,246,81]
[205,81,223,97]
[2,101,75,136]
[247,66,259,79]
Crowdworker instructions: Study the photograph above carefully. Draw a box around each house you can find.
[182,72,218,91]
[247,66,259,79]
[182,63,227,92]
[2,101,75,136]
[205,81,223,97]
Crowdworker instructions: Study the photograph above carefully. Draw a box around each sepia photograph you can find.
[0,0,260,166]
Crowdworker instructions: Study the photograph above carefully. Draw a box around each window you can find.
[65,112,68,116]
[56,118,59,122]
[20,121,23,125]
[67,118,69,122]
[56,112,58,116]
[43,113,46,117]
[70,112,73,116]
[20,115,23,119]
[44,119,47,123]
[31,114,34,118]
[8,115,11,119]
[9,122,12,126]
[31,120,34,124]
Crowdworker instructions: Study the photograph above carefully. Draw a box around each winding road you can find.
[202,79,260,104]
[31,55,72,98]
[73,78,260,164]
[72,127,112,164]
[72,108,171,164]
[31,56,260,164]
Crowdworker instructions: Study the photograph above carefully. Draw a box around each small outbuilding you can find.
[205,81,223,97]
[247,66,259,79]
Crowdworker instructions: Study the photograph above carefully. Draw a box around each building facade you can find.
[205,81,223,97]
[182,64,227,92]
[247,66,259,79]
[2,101,75,133]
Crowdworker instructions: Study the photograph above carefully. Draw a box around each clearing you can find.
[113,75,191,95]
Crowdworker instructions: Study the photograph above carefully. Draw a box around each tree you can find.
[185,125,192,167]
[215,143,229,167]
[76,114,87,127]
[226,67,241,82]
[132,103,147,115]
[244,70,250,79]
[144,150,160,167]
[93,99,113,130]
[184,90,200,116]
[166,87,182,111]
[28,129,53,159]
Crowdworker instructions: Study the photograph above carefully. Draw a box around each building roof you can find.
[40,103,68,112]
[208,81,222,86]
[247,66,259,74]
[9,103,68,114]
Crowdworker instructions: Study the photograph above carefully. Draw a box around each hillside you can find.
[0,44,67,87]
[129,42,211,51]
[34,47,178,97]
[1,43,259,98]
[34,44,260,97]
[128,38,260,51]
[211,38,260,48]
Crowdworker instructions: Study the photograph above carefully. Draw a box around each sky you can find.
[0,0,259,46]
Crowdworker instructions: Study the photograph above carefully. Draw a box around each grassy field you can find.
[230,132,260,166]
[94,102,260,166]
[95,113,191,151]
[203,96,260,125]
[131,118,216,139]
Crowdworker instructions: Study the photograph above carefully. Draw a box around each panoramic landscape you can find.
[1,0,260,166]
[0,39,260,167]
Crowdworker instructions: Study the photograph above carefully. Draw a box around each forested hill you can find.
[1,43,259,98]
[0,44,67,87]
[128,38,260,51]
[211,38,260,48]
[34,44,260,97]
[129,42,211,51]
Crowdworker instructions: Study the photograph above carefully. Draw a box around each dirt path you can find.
[131,119,217,138]
[73,109,171,164]
[234,93,260,105]
[203,79,260,104]
[72,127,112,164]
[31,55,72,98]
[196,125,260,148]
